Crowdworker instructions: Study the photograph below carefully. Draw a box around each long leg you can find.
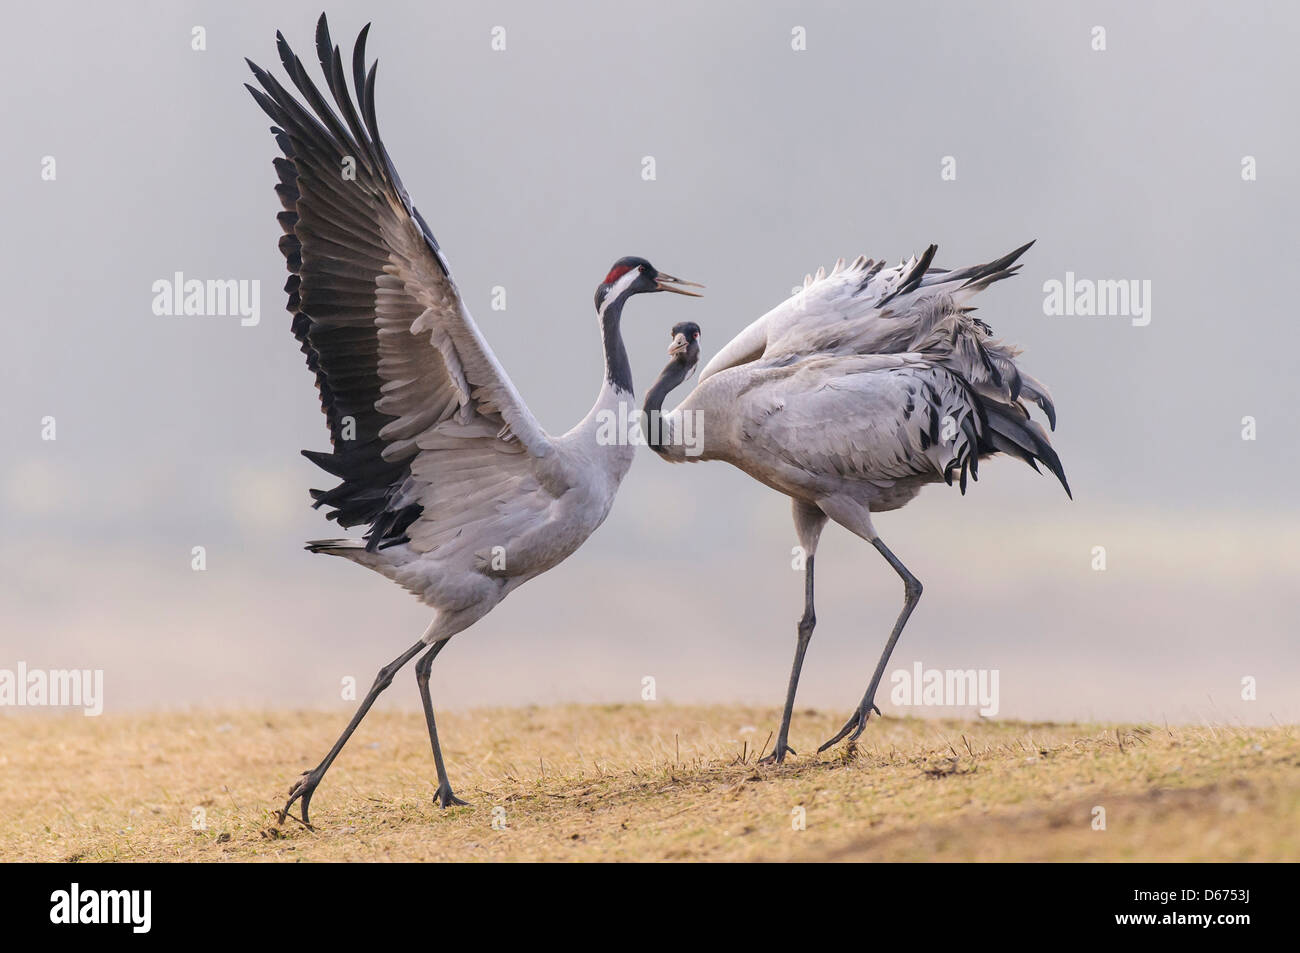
[759,499,827,765]
[819,535,923,752]
[278,638,427,827]
[760,556,817,764]
[414,639,467,807]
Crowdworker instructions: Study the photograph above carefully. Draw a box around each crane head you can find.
[594,257,702,314]
[667,321,701,357]
[667,321,702,377]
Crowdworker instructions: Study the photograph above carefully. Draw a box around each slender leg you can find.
[819,536,923,753]
[278,638,427,827]
[414,639,468,807]
[760,555,817,764]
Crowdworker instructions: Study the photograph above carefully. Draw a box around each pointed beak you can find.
[655,273,704,297]
[668,332,690,356]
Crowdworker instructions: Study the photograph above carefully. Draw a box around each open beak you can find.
[655,273,704,297]
[667,332,690,356]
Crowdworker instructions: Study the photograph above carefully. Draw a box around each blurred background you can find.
[2,0,1296,724]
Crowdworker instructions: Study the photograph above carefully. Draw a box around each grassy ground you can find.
[2,704,1296,861]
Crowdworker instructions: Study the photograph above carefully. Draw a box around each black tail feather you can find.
[879,244,938,307]
[980,400,1071,499]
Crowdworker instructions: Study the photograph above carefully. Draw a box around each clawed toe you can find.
[818,703,882,753]
[277,769,319,827]
[435,785,469,809]
[758,742,797,765]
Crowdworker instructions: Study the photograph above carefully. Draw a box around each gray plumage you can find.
[246,16,694,823]
[645,242,1069,761]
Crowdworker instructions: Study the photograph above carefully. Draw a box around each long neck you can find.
[600,296,634,394]
[561,296,637,484]
[641,358,692,454]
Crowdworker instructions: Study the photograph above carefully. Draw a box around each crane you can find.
[641,245,1069,763]
[245,15,700,825]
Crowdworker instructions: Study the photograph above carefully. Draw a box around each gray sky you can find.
[2,1,1297,724]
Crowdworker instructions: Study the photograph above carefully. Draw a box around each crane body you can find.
[644,246,1069,761]
[246,15,698,823]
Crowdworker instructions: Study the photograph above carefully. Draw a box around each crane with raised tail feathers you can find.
[642,243,1070,763]
[245,14,700,825]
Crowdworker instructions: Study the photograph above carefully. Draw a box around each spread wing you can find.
[246,15,552,552]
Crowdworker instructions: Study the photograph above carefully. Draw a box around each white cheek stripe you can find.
[599,267,642,317]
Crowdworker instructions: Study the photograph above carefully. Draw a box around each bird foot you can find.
[758,742,796,765]
[435,783,469,809]
[817,703,883,754]
[277,769,321,828]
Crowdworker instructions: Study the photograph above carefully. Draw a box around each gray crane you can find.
[642,245,1069,763]
[245,15,700,825]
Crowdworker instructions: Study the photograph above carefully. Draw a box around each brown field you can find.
[1,705,1296,862]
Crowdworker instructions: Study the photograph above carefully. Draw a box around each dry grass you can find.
[1,704,1296,862]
